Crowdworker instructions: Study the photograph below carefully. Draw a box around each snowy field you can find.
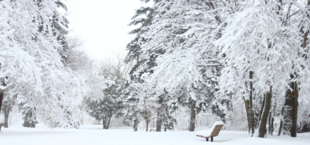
[1,125,310,145]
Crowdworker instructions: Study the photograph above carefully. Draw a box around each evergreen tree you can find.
[21,106,38,128]
[124,0,169,132]
[86,54,129,129]
[136,0,226,131]
[125,0,157,83]
[86,76,125,129]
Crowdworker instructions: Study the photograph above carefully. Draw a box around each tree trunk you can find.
[106,111,113,130]
[278,119,283,136]
[102,114,112,130]
[271,117,274,135]
[133,119,138,132]
[4,109,9,128]
[244,99,251,134]
[0,90,3,131]
[291,82,298,137]
[103,119,105,129]
[146,119,149,132]
[268,112,274,135]
[189,101,196,132]
[0,91,3,132]
[103,109,113,129]
[0,90,4,118]
[0,81,6,122]
[283,81,298,137]
[244,97,255,135]
[156,112,162,132]
[257,96,266,129]
[249,71,255,135]
[258,88,272,138]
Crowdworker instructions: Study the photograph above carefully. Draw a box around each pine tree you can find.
[136,0,226,131]
[125,0,157,83]
[86,76,125,129]
[86,55,129,129]
[124,0,169,132]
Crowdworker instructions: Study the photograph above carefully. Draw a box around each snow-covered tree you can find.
[125,0,156,83]
[215,0,310,137]
[1,93,14,128]
[86,76,125,129]
[125,0,169,132]
[86,54,129,129]
[0,0,87,128]
[135,0,226,131]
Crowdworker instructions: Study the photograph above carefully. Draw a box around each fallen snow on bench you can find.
[196,121,224,136]
[0,125,309,145]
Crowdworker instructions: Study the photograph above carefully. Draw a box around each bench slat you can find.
[196,135,210,138]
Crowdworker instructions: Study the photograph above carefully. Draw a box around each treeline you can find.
[118,0,310,137]
[1,0,310,138]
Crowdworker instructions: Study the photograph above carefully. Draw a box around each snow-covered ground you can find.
[1,125,309,145]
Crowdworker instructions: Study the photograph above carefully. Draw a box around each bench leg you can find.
[206,138,208,142]
[211,137,213,142]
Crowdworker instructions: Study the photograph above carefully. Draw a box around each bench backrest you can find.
[210,125,223,137]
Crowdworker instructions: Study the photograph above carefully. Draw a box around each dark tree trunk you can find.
[291,82,298,137]
[103,114,112,130]
[0,90,3,132]
[271,117,274,135]
[268,112,274,135]
[278,119,283,136]
[133,119,138,132]
[249,71,255,135]
[102,109,113,129]
[244,96,255,136]
[106,111,113,129]
[189,101,196,132]
[4,109,9,128]
[0,90,4,117]
[257,96,266,129]
[244,99,251,134]
[0,81,6,122]
[292,96,298,137]
[156,112,162,132]
[258,88,272,138]
[277,107,284,136]
[283,81,298,137]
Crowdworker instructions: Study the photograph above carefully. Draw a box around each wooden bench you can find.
[196,122,224,142]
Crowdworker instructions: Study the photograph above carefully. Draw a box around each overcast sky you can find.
[66,0,148,61]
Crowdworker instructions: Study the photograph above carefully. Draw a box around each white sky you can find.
[66,0,148,61]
